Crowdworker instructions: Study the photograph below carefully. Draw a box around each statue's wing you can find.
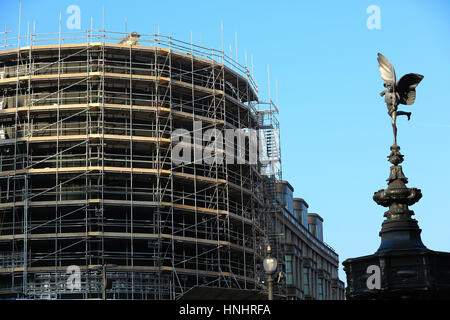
[396,73,424,105]
[377,53,396,83]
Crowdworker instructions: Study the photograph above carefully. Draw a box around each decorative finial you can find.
[388,144,404,166]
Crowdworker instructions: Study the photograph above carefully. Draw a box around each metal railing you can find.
[0,29,258,95]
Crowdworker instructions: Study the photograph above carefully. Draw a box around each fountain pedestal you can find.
[343,145,450,299]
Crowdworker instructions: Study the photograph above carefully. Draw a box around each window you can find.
[302,204,308,227]
[303,267,309,295]
[318,278,323,300]
[309,223,318,238]
[285,255,293,285]
[332,287,337,300]
[294,208,301,222]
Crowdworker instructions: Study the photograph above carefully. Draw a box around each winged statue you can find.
[377,53,424,146]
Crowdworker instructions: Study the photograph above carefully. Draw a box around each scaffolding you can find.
[255,97,286,297]
[0,28,273,299]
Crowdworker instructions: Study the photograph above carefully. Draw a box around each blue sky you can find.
[0,0,449,281]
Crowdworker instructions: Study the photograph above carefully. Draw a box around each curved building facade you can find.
[0,33,267,299]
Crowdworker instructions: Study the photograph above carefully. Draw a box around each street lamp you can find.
[263,245,277,300]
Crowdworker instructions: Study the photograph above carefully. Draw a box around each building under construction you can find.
[0,27,343,300]
[0,29,284,299]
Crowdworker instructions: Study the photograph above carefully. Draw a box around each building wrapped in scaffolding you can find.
[0,29,275,299]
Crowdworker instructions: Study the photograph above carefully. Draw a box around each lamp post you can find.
[263,245,277,300]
